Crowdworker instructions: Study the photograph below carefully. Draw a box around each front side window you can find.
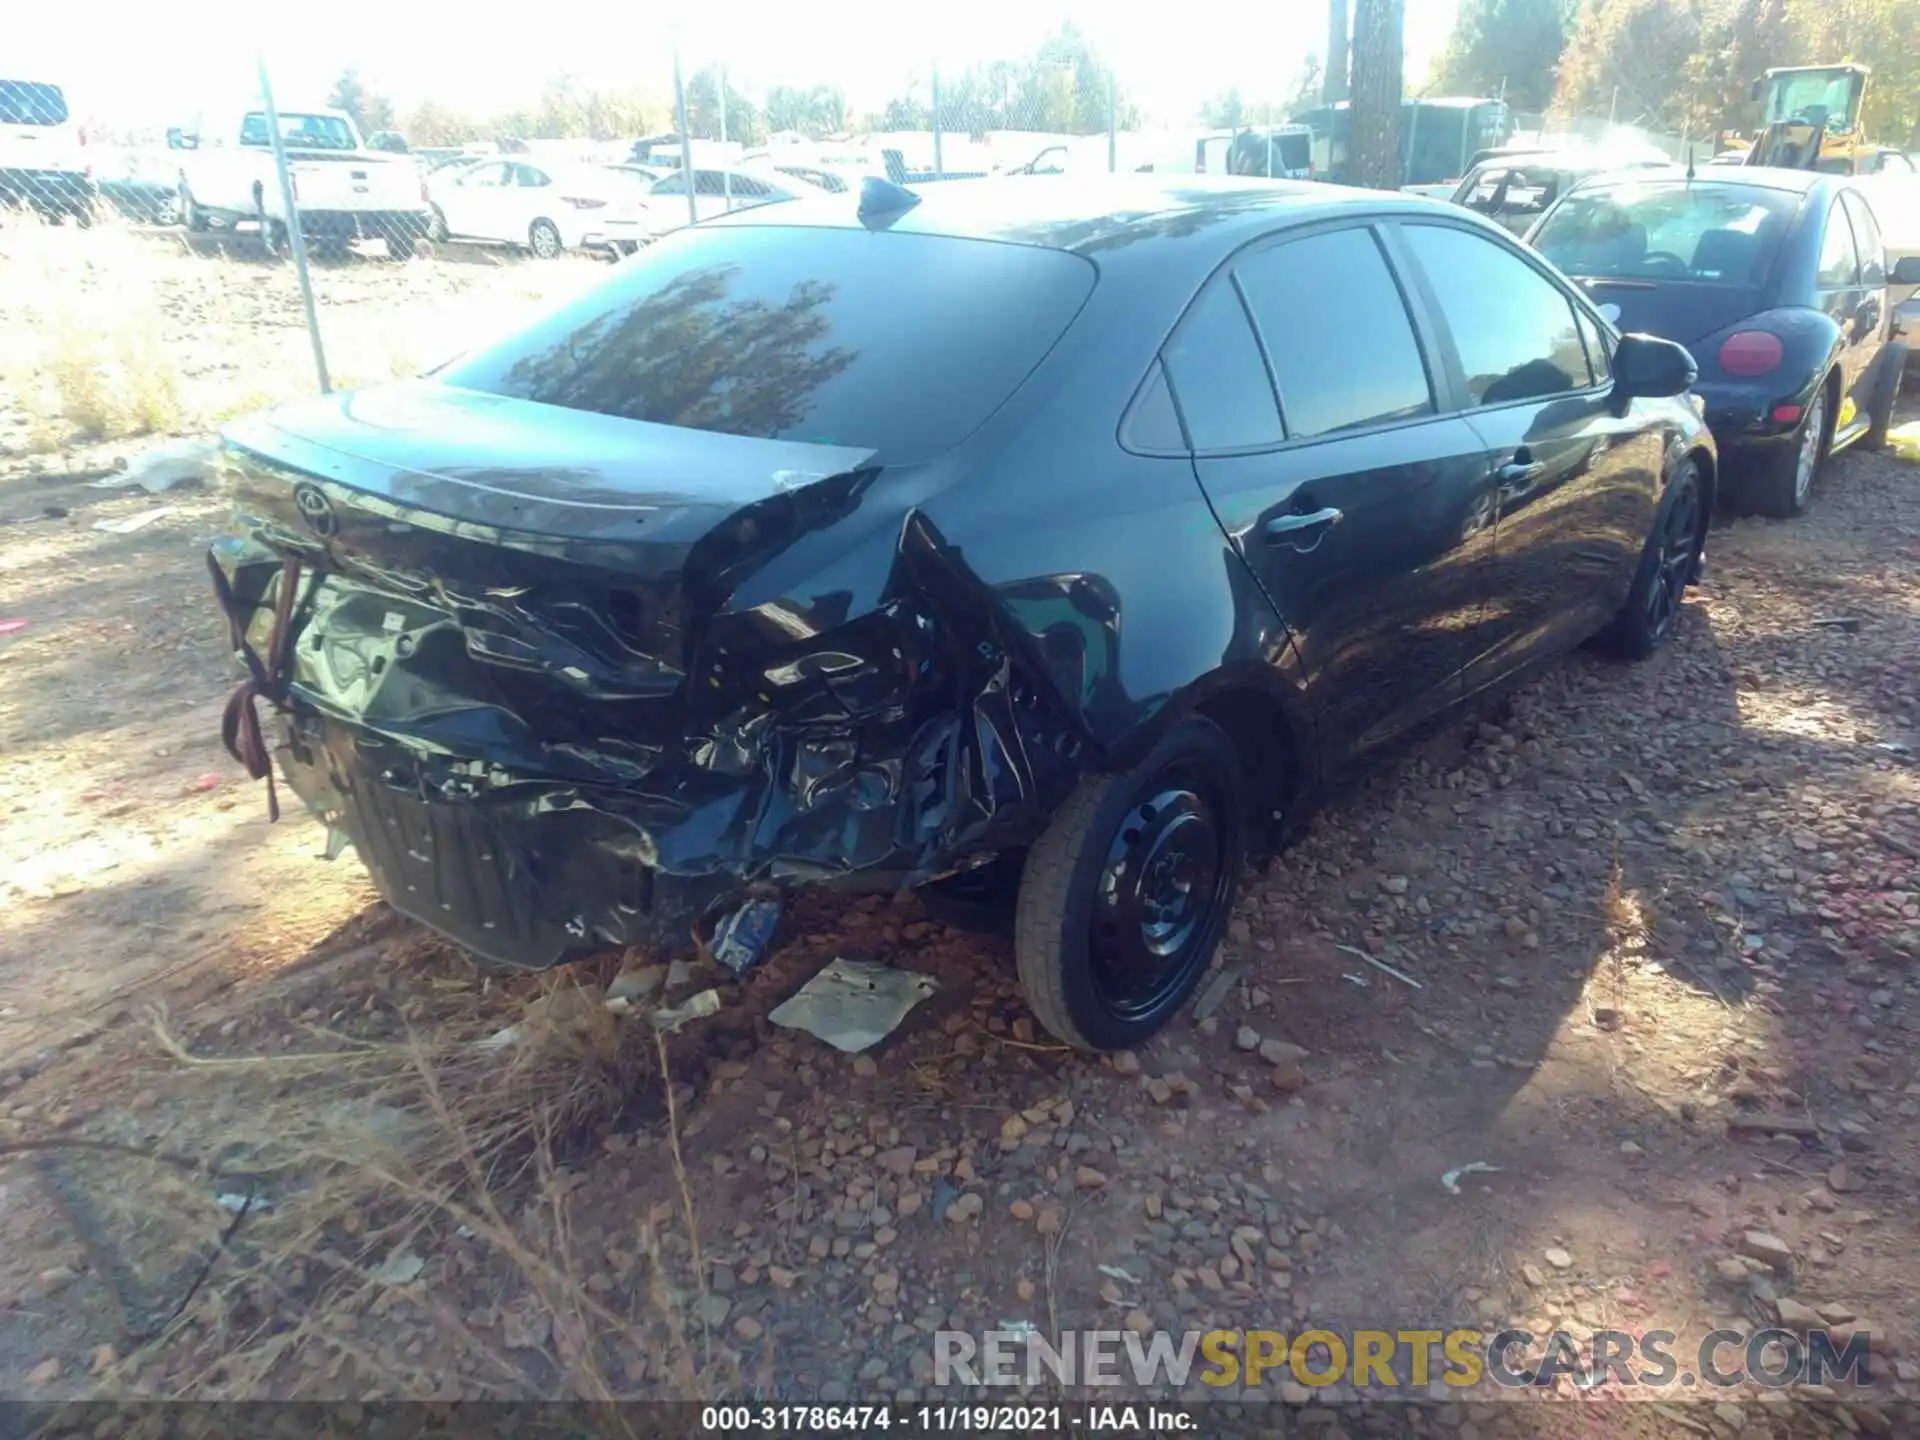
[1402,224,1595,407]
[1160,279,1282,451]
[1234,226,1433,438]
[514,165,551,188]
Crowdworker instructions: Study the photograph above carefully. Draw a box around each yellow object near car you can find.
[1887,421,1920,463]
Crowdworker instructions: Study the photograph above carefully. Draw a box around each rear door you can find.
[442,160,512,239]
[1837,188,1891,434]
[1177,221,1500,764]
[511,162,555,237]
[1394,219,1663,683]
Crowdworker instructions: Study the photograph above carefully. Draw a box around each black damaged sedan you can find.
[210,175,1713,1050]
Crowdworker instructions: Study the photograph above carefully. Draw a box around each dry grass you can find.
[65,966,727,1402]
[0,210,183,446]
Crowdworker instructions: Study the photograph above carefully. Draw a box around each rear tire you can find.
[1744,380,1828,518]
[1862,342,1908,451]
[427,204,448,243]
[1596,459,1703,661]
[1013,717,1245,1051]
[177,177,207,232]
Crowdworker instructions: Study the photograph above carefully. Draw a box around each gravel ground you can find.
[2,232,1918,1433]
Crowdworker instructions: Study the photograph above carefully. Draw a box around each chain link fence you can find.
[3,33,1683,446]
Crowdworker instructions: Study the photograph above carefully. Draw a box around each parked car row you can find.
[423,156,818,258]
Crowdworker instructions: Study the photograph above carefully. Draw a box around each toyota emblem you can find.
[293,483,338,537]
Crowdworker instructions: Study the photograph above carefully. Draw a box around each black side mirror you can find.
[1892,255,1920,286]
[1614,333,1698,399]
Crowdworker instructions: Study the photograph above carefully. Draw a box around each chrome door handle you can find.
[1263,507,1344,545]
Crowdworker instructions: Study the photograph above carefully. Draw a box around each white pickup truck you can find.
[171,107,432,257]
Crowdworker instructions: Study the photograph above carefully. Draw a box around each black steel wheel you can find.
[1014,717,1245,1050]
[1596,459,1704,661]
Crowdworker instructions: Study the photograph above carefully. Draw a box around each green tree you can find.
[1202,89,1246,129]
[872,24,1136,137]
[1554,0,1706,131]
[685,68,765,145]
[1429,0,1574,110]
[326,69,395,136]
[766,85,847,139]
[404,99,479,147]
[1685,0,1792,134]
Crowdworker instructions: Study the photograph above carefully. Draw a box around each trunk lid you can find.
[220,380,880,721]
[1573,277,1770,347]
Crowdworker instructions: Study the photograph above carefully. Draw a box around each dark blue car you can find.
[1531,168,1918,517]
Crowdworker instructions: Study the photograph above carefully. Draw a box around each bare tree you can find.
[1349,0,1404,187]
[1325,0,1351,103]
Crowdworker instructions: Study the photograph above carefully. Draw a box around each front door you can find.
[1170,223,1501,765]
[1394,220,1664,681]
[1834,190,1890,440]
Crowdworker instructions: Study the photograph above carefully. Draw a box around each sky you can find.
[14,0,1461,132]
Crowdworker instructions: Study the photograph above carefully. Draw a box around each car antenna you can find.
[1686,142,1696,182]
[858,175,921,220]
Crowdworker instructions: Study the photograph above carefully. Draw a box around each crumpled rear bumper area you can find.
[212,524,1090,969]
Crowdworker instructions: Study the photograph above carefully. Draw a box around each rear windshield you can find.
[439,225,1097,462]
[1534,182,1796,285]
[241,112,357,150]
[0,81,69,127]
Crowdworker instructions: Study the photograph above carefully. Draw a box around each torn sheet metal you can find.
[768,958,936,1053]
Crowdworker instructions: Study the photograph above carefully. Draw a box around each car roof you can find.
[1573,166,1830,198]
[706,173,1424,255]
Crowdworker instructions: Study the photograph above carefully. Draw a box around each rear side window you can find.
[1161,280,1282,451]
[1234,227,1433,438]
[439,226,1095,463]
[1817,200,1860,287]
[1840,191,1886,286]
[0,81,68,127]
[1402,223,1595,405]
[1122,361,1186,452]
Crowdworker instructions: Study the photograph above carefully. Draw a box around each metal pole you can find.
[1107,70,1117,173]
[719,64,731,211]
[256,55,328,394]
[931,61,943,180]
[1609,86,1620,125]
[672,31,697,227]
